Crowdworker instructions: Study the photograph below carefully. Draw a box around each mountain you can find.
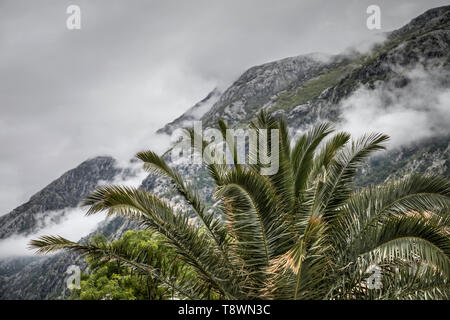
[0,216,134,299]
[0,156,119,239]
[0,5,449,299]
[201,53,333,127]
[201,6,450,131]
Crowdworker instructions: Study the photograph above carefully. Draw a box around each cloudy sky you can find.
[0,0,448,215]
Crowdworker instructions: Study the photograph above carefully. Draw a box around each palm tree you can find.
[30,111,450,299]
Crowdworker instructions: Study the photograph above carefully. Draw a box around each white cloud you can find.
[339,65,450,148]
[0,159,150,258]
[102,158,151,188]
[0,207,106,258]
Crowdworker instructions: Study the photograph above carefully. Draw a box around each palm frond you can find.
[136,150,229,256]
[290,123,334,197]
[317,133,389,217]
[83,185,235,298]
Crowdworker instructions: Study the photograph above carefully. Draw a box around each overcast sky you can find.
[0,0,448,215]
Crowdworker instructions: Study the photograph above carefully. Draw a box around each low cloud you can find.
[0,159,151,258]
[339,64,450,148]
[0,207,106,258]
[104,158,152,187]
[343,32,388,56]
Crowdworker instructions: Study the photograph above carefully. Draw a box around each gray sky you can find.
[0,0,448,215]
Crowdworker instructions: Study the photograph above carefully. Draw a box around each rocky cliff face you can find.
[201,53,333,128]
[0,5,449,299]
[390,5,450,39]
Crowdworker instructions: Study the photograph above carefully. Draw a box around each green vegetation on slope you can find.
[270,61,357,112]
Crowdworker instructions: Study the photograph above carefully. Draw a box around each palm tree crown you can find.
[31,111,450,299]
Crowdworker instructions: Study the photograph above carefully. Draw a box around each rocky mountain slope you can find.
[0,5,449,299]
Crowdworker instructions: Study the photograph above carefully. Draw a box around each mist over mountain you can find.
[0,5,449,299]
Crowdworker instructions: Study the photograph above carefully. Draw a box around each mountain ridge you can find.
[0,156,119,239]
